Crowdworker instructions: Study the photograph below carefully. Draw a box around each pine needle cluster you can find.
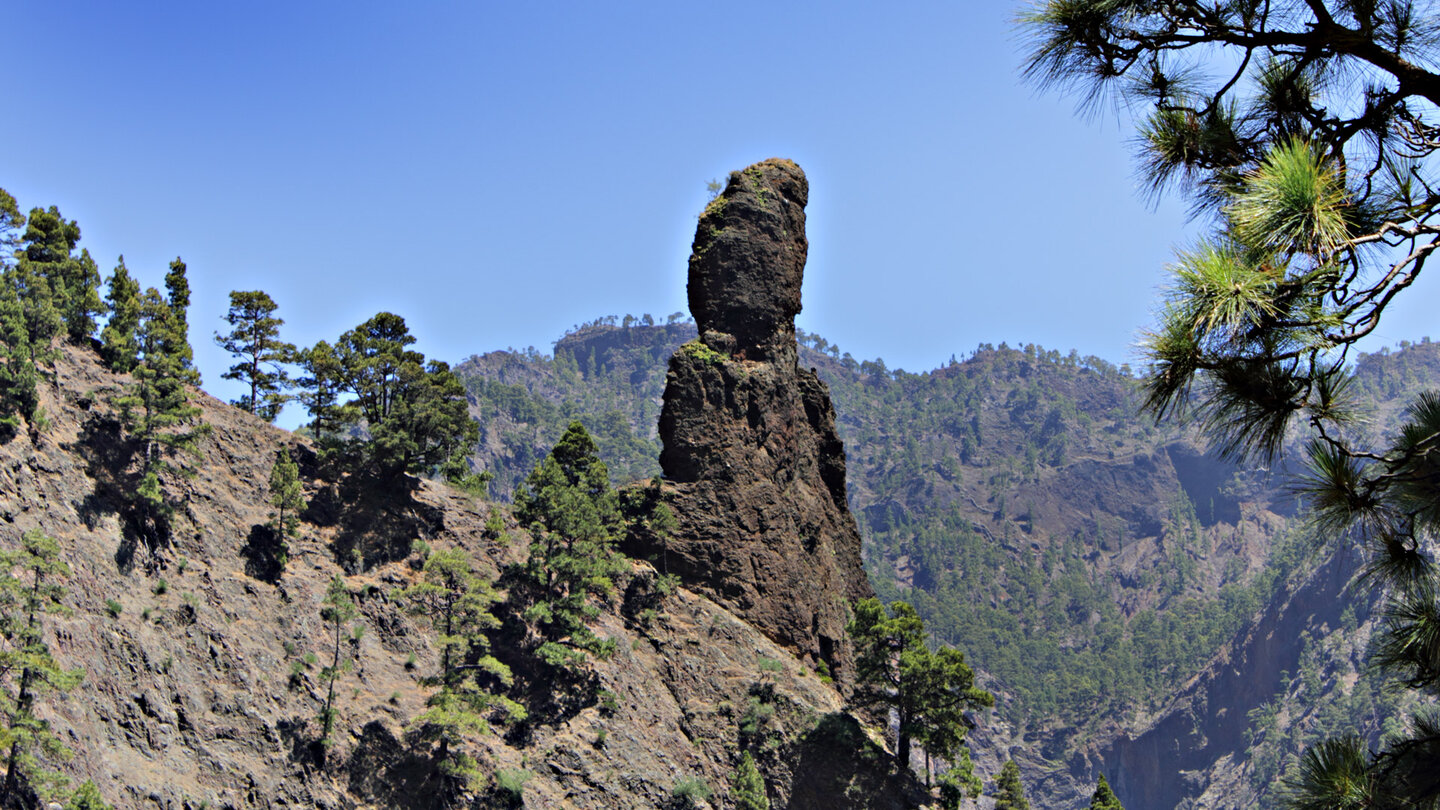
[1021,0,1440,804]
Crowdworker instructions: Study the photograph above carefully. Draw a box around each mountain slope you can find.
[1,344,911,809]
[455,325,1440,808]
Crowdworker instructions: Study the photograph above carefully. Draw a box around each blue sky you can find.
[6,3,1435,416]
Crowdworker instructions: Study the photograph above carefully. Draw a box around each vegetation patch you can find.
[679,339,728,367]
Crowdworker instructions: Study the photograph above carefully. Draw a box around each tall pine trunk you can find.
[2,573,44,802]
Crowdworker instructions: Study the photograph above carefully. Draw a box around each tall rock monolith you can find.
[640,158,872,686]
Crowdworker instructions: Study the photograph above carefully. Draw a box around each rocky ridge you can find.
[0,170,909,808]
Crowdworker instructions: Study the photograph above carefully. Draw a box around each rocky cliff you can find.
[632,159,872,687]
[0,329,916,810]
[1097,548,1362,809]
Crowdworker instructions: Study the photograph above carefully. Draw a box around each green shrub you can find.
[494,769,531,806]
[679,340,728,366]
[671,777,712,808]
[64,780,114,810]
[598,688,620,717]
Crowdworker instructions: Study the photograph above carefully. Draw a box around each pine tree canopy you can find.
[848,598,993,773]
[1089,774,1124,810]
[0,190,23,263]
[114,271,208,530]
[397,547,522,789]
[510,422,625,670]
[0,530,85,804]
[17,207,101,345]
[0,279,38,431]
[99,258,141,373]
[215,290,296,421]
[993,758,1031,810]
[1022,3,1440,805]
[296,312,478,479]
[731,751,770,810]
[266,447,305,576]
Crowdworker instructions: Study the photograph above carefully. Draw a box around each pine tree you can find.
[99,258,141,373]
[0,530,85,804]
[993,759,1030,810]
[317,575,358,749]
[293,340,349,446]
[0,192,25,423]
[368,358,477,478]
[16,206,100,345]
[332,311,416,424]
[114,273,208,541]
[848,598,992,771]
[0,190,23,266]
[6,244,60,380]
[296,313,477,477]
[162,258,191,352]
[0,279,38,432]
[58,249,101,346]
[937,746,983,809]
[215,290,295,420]
[397,547,522,790]
[510,422,626,669]
[1089,774,1123,810]
[265,447,305,570]
[730,751,770,810]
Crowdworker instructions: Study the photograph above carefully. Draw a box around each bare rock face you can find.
[647,159,873,686]
[13,344,913,809]
[687,159,809,362]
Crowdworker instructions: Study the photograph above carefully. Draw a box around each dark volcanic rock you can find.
[688,158,808,362]
[647,159,873,686]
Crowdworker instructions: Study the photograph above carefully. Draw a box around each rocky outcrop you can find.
[641,159,873,686]
[5,335,907,808]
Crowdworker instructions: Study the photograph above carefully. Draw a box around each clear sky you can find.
[6,3,1435,417]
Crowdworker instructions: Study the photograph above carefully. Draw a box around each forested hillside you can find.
[456,320,1440,806]
[457,318,692,497]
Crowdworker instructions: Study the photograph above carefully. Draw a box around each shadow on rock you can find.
[240,523,288,584]
[303,467,443,573]
[73,412,170,573]
[276,716,325,772]
[74,412,131,528]
[346,720,449,810]
[490,612,600,747]
[787,713,925,810]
